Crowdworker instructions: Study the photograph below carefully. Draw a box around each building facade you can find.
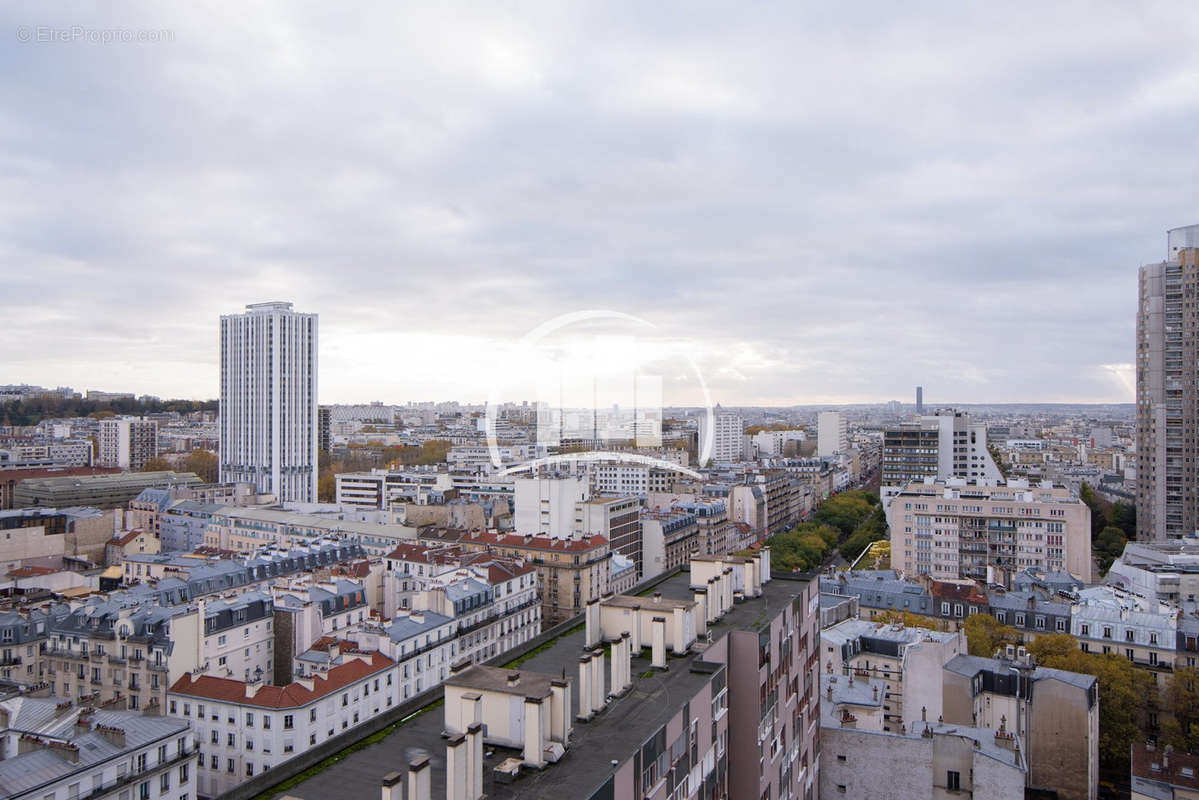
[1138,224,1199,541]
[98,417,160,471]
[219,302,319,503]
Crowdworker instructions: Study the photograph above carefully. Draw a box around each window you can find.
[160,773,170,792]
[947,770,961,791]
[246,712,254,727]
[284,714,294,730]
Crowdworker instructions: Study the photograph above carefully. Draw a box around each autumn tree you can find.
[140,457,171,472]
[184,449,219,482]
[962,613,1022,658]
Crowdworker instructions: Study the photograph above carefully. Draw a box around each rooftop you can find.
[281,570,809,800]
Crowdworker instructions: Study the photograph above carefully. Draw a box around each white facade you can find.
[700,412,743,463]
[98,417,160,471]
[817,411,848,457]
[169,652,397,798]
[513,476,587,537]
[219,302,318,503]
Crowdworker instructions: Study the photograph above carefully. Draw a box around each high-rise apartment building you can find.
[916,385,924,414]
[817,410,848,456]
[700,410,743,462]
[1138,224,1199,540]
[882,409,1002,487]
[219,301,318,503]
[98,416,159,470]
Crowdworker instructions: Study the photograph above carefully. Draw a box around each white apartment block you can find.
[513,476,587,537]
[98,417,159,471]
[751,428,804,457]
[883,410,1003,487]
[168,650,397,798]
[219,301,318,504]
[593,463,673,495]
[886,479,1092,585]
[700,412,743,463]
[817,411,848,457]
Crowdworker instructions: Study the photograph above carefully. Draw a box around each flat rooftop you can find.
[277,570,809,800]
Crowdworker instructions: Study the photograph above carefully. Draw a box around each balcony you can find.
[0,654,21,667]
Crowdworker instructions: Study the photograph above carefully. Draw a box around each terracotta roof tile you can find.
[169,651,394,708]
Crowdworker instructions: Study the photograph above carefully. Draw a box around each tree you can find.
[318,473,336,503]
[1095,525,1128,574]
[1033,648,1155,769]
[1026,632,1077,663]
[140,457,171,472]
[184,449,219,482]
[873,609,949,631]
[962,613,1022,658]
[1161,666,1199,752]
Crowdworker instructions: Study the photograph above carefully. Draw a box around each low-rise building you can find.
[1131,742,1199,800]
[168,649,396,798]
[0,699,198,800]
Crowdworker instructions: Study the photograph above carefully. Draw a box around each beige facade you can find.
[887,478,1092,584]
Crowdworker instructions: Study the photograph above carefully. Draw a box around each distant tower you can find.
[219,301,319,503]
[916,386,924,414]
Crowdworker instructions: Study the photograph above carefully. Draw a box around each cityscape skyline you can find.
[6,4,1199,405]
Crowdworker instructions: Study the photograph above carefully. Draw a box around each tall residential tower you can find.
[1137,225,1199,540]
[219,302,318,503]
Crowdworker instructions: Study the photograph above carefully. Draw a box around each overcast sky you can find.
[3,2,1197,406]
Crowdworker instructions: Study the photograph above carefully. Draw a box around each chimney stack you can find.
[466,722,484,800]
[406,753,431,800]
[651,616,667,670]
[523,696,546,768]
[693,589,707,637]
[591,649,605,713]
[584,598,602,649]
[381,772,403,800]
[445,734,468,800]
[577,655,593,721]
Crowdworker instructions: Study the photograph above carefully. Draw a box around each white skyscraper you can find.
[817,411,848,457]
[219,301,318,503]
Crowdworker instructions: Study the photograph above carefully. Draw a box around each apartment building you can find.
[882,410,1001,487]
[335,469,449,510]
[817,411,848,457]
[674,498,730,556]
[821,618,966,733]
[820,671,1026,800]
[1070,587,1178,678]
[513,475,587,537]
[1137,224,1199,541]
[0,440,94,470]
[219,301,319,503]
[574,494,642,576]
[98,417,159,471]
[700,411,743,463]
[417,529,611,625]
[202,507,418,556]
[1131,742,1199,800]
[168,650,396,798]
[886,478,1092,585]
[1107,537,1199,613]
[0,609,52,684]
[942,650,1099,800]
[0,507,115,570]
[641,510,700,581]
[593,463,674,495]
[304,569,820,800]
[0,699,198,800]
[44,586,275,711]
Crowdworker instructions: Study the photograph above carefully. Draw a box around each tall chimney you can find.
[577,655,593,721]
[381,772,403,800]
[591,649,605,713]
[445,734,467,800]
[407,755,432,800]
[523,696,546,768]
[694,588,708,637]
[584,598,602,649]
[651,616,667,669]
[466,722,484,800]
